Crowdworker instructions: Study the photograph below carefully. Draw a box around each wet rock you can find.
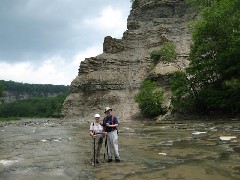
[219,136,237,141]
[192,131,208,140]
[233,146,240,153]
[0,159,19,166]
[192,132,207,135]
[219,151,231,160]
[0,118,62,127]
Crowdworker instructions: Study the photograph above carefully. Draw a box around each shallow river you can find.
[0,119,240,180]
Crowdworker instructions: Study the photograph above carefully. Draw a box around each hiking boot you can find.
[115,159,120,163]
[107,159,112,163]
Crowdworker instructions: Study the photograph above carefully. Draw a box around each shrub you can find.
[150,50,161,63]
[159,42,177,62]
[135,80,166,117]
[0,83,4,98]
[150,42,177,63]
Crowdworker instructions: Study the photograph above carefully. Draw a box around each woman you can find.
[89,113,104,165]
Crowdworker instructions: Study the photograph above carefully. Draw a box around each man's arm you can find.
[106,116,118,128]
[113,116,119,127]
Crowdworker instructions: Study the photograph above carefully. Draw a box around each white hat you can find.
[94,114,100,118]
[104,107,112,113]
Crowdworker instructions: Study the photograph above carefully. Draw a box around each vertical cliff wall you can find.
[62,0,195,122]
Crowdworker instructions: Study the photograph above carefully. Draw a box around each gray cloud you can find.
[0,0,131,62]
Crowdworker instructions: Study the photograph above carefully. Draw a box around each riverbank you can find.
[0,118,63,127]
[1,114,239,128]
[154,111,240,123]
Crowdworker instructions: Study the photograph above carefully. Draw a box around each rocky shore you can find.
[0,118,63,127]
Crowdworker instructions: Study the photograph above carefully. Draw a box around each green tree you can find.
[0,80,69,96]
[135,80,166,117]
[0,92,68,118]
[172,0,240,114]
[0,83,4,98]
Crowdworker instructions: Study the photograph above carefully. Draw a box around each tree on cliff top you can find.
[130,0,137,8]
[0,83,4,98]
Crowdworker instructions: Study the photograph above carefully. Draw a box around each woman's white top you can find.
[90,122,103,134]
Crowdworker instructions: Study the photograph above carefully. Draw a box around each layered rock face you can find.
[62,0,195,122]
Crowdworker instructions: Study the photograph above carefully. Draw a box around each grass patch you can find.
[0,117,21,121]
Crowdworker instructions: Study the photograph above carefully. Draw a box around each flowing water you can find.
[0,119,240,180]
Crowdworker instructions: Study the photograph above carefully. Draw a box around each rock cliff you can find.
[62,0,196,122]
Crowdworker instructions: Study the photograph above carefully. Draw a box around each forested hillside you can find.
[0,80,69,119]
[0,80,68,96]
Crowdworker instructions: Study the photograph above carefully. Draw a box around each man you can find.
[89,113,104,165]
[103,107,120,163]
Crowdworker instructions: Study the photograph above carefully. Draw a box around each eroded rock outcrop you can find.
[62,0,196,122]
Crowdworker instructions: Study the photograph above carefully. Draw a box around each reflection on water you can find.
[0,119,240,179]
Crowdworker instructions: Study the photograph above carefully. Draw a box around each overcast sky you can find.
[0,0,131,85]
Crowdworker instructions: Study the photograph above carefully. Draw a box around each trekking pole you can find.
[103,134,107,161]
[93,137,96,167]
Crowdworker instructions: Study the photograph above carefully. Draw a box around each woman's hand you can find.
[90,131,96,138]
